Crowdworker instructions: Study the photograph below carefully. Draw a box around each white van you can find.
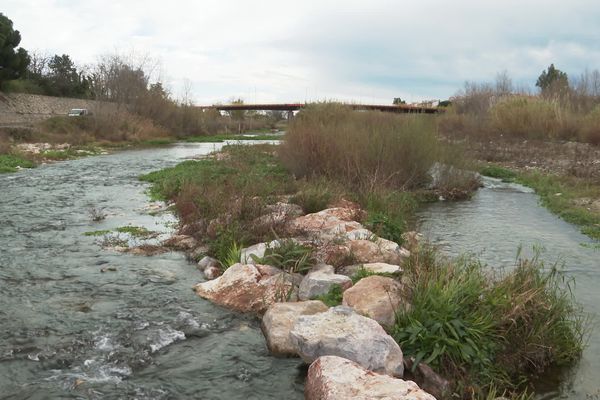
[67,108,90,117]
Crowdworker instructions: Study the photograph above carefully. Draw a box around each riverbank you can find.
[135,106,587,399]
[0,131,284,174]
[470,138,600,241]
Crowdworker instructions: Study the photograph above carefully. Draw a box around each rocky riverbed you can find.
[143,196,445,399]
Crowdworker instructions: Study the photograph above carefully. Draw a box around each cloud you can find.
[4,0,600,104]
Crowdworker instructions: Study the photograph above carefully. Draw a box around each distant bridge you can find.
[200,103,440,114]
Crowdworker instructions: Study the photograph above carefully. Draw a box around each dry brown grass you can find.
[279,103,442,192]
[439,81,600,145]
[37,109,169,144]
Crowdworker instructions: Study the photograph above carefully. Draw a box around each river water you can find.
[418,177,600,399]
[0,142,304,399]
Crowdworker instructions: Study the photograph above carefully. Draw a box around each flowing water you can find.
[417,177,600,399]
[0,142,304,400]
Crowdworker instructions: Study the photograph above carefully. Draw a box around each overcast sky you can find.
[4,0,600,104]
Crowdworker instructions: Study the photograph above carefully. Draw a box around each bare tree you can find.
[495,70,513,97]
[27,50,50,77]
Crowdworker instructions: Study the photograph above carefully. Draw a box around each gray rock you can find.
[306,356,436,400]
[298,266,352,301]
[197,256,219,272]
[261,300,329,356]
[290,306,404,377]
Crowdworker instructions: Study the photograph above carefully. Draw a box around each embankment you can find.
[0,92,116,127]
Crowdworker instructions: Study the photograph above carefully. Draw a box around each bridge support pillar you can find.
[287,110,294,121]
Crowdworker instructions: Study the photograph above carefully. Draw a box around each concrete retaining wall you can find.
[0,92,115,126]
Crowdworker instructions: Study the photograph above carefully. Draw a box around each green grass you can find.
[115,225,155,238]
[84,230,111,236]
[393,247,588,397]
[140,138,176,146]
[140,144,297,258]
[41,146,104,161]
[0,154,35,173]
[185,133,282,143]
[315,284,344,307]
[480,165,518,182]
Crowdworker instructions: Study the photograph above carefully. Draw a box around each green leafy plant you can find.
[218,241,242,271]
[251,239,314,274]
[315,284,343,306]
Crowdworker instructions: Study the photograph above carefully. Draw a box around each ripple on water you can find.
[0,143,304,399]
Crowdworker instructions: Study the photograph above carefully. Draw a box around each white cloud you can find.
[4,0,600,104]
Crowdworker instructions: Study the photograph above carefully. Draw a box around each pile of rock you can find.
[188,201,445,398]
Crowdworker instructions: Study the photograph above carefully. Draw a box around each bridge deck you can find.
[200,103,439,114]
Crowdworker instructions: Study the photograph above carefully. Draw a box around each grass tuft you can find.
[0,154,35,173]
[393,246,588,397]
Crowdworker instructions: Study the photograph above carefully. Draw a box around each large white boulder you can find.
[193,263,296,313]
[305,356,436,400]
[261,300,329,356]
[290,306,404,377]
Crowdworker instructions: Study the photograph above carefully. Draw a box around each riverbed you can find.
[0,142,304,399]
[418,177,600,399]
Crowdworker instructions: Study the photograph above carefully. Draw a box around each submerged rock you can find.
[298,265,353,301]
[290,306,404,377]
[342,275,408,329]
[261,300,329,356]
[193,263,297,313]
[306,356,435,400]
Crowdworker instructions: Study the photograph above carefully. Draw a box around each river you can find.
[0,142,304,399]
[1,144,598,399]
[418,177,600,399]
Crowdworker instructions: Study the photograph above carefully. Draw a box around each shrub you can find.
[279,103,441,192]
[489,97,561,139]
[580,104,600,145]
